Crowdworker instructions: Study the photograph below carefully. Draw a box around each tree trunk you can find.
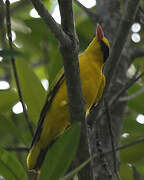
[87,0,140,179]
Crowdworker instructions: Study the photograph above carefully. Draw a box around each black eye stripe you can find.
[100,41,109,62]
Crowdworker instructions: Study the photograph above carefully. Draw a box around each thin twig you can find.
[114,136,144,152]
[5,136,144,156]
[87,70,144,126]
[104,99,121,180]
[120,85,144,102]
[5,146,29,152]
[5,0,34,137]
[109,71,144,105]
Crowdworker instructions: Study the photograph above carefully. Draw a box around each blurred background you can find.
[0,0,144,179]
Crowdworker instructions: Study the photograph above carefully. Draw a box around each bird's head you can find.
[85,24,110,63]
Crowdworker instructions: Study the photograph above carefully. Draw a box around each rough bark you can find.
[87,0,140,179]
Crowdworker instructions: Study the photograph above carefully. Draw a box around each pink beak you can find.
[97,24,104,42]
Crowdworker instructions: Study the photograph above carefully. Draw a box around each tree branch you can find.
[87,0,141,128]
[119,85,144,102]
[109,71,144,106]
[5,136,144,154]
[58,1,91,179]
[94,130,114,179]
[0,0,11,82]
[5,0,34,137]
[87,70,144,126]
[0,0,6,48]
[58,0,77,37]
[29,0,71,46]
[64,136,144,180]
[5,146,29,152]
[114,137,144,152]
[105,99,121,180]
[30,0,90,178]
[104,0,140,89]
[57,0,85,130]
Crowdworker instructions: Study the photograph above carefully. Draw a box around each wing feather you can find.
[31,68,65,148]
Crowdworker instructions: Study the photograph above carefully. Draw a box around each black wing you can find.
[30,72,65,148]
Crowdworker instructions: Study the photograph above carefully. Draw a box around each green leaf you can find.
[120,142,144,164]
[61,156,92,180]
[0,114,23,145]
[0,89,18,112]
[15,18,57,61]
[121,111,144,143]
[15,59,46,123]
[61,151,98,180]
[119,164,134,180]
[39,123,81,180]
[47,49,63,85]
[128,83,144,114]
[77,18,94,51]
[0,148,27,180]
[134,161,144,179]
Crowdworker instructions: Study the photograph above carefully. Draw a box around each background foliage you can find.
[0,0,144,179]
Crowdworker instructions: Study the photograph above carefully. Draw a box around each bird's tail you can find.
[27,138,57,171]
[27,144,48,171]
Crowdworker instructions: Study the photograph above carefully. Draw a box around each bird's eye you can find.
[100,41,109,62]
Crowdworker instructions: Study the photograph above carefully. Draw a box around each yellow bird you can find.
[27,24,110,171]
